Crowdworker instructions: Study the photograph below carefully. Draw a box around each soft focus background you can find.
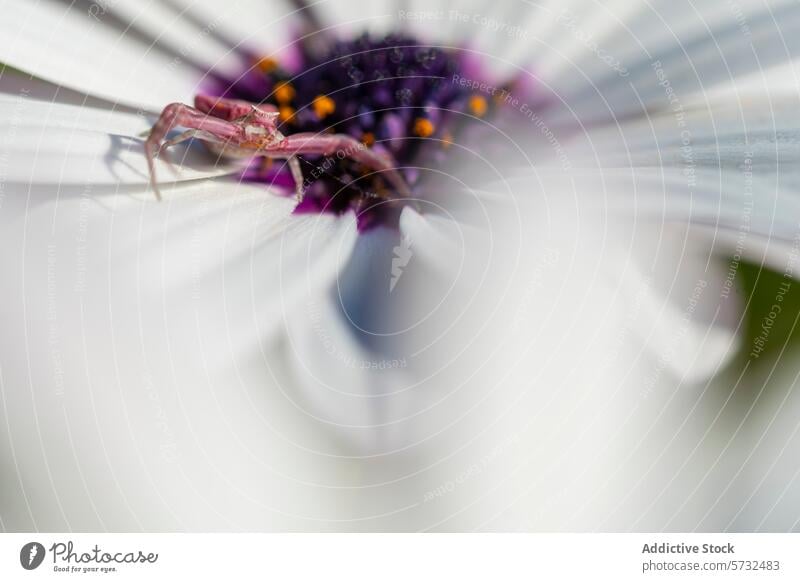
[1,0,800,532]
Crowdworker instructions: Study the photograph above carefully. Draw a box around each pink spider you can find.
[144,94,412,201]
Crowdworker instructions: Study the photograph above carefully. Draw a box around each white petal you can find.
[508,94,800,256]
[88,0,244,76]
[398,207,468,283]
[0,68,123,110]
[529,0,800,126]
[611,230,741,382]
[284,272,414,455]
[0,178,358,363]
[282,212,494,456]
[164,0,298,57]
[564,95,800,172]
[467,169,743,379]
[0,179,359,530]
[379,185,746,529]
[0,0,201,110]
[725,351,800,531]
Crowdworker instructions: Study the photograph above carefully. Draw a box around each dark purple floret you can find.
[209,33,514,228]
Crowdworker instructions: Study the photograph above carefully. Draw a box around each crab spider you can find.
[144,95,412,201]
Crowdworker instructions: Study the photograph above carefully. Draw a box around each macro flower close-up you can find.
[2,0,800,539]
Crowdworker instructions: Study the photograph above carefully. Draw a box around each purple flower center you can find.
[211,33,511,228]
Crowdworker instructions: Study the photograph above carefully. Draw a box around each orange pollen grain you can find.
[256,57,278,73]
[312,95,336,119]
[468,95,488,117]
[413,118,435,137]
[274,82,295,104]
[361,132,375,147]
[279,106,296,123]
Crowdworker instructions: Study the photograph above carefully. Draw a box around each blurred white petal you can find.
[398,207,469,282]
[529,0,800,126]
[0,180,358,530]
[285,272,414,455]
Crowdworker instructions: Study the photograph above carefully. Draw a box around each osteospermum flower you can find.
[2,0,800,532]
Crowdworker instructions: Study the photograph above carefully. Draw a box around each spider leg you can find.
[287,156,304,201]
[160,129,202,151]
[152,129,205,177]
[194,95,278,121]
[145,103,242,200]
[244,154,305,201]
[275,133,412,199]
